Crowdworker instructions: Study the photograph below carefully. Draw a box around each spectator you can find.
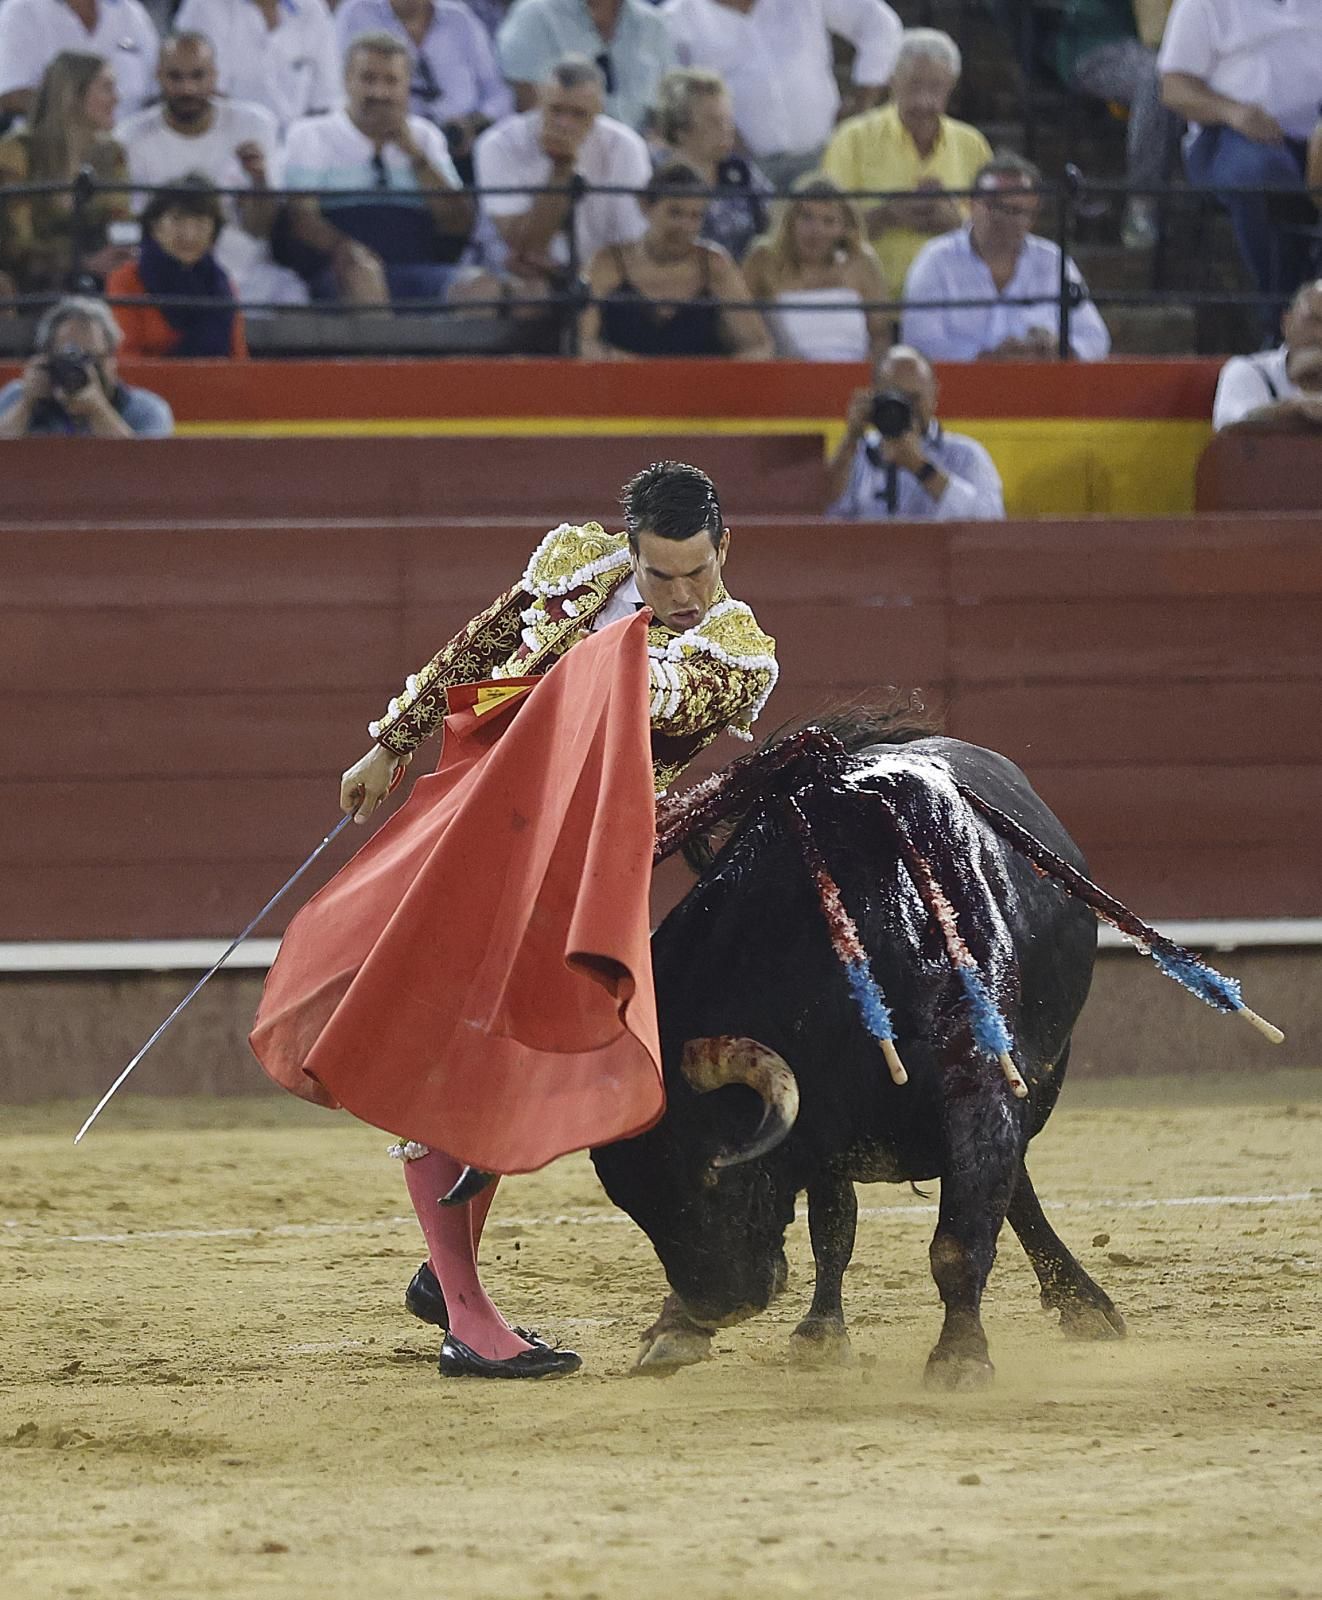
[473,56,649,286]
[1159,0,1322,315]
[651,67,771,262]
[660,0,903,189]
[0,51,132,299]
[579,160,771,357]
[822,29,991,295]
[743,174,890,362]
[900,154,1111,362]
[116,33,309,309]
[0,293,173,436]
[460,0,508,32]
[173,0,343,135]
[1213,278,1322,430]
[0,0,160,122]
[283,32,476,306]
[826,344,1004,520]
[335,0,513,181]
[1056,0,1179,248]
[105,174,248,358]
[497,0,677,132]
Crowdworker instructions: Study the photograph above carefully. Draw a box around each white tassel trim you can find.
[520,522,575,588]
[521,523,631,599]
[648,659,683,722]
[386,1140,430,1162]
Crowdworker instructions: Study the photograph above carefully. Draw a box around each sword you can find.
[73,808,360,1145]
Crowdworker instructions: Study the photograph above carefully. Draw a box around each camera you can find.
[45,347,94,395]
[869,389,914,439]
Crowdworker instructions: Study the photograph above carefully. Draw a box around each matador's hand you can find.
[341,744,410,824]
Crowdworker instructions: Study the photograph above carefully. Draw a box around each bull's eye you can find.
[700,1166,719,1190]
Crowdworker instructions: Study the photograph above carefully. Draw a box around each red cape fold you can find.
[249,611,664,1173]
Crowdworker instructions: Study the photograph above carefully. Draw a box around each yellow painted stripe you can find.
[173,414,1212,517]
[175,416,829,439]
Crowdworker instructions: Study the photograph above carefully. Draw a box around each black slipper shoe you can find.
[439,1333,582,1380]
[404,1263,549,1347]
[405,1261,449,1328]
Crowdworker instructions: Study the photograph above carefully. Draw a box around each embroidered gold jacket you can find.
[369,522,779,793]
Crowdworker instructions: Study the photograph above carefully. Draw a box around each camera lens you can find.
[47,350,90,393]
[869,390,913,439]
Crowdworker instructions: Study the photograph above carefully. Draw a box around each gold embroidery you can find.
[372,523,778,788]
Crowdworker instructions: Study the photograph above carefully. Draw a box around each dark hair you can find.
[620,460,723,549]
[644,159,704,206]
[141,171,224,244]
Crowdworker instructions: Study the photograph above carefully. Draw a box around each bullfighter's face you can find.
[629,526,729,635]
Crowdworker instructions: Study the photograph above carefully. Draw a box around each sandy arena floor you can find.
[2,1071,1319,1600]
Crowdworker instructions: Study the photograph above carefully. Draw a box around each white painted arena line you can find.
[0,1190,1316,1247]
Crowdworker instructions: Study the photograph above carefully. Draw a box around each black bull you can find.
[591,731,1126,1388]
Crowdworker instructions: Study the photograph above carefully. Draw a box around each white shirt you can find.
[660,0,902,158]
[473,108,649,268]
[0,0,159,113]
[336,0,513,127]
[174,0,343,134]
[591,570,643,630]
[283,106,462,191]
[900,225,1111,363]
[116,99,283,287]
[497,0,678,132]
[828,423,1005,521]
[1158,0,1322,141]
[1211,344,1300,428]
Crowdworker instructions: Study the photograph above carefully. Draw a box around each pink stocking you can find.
[403,1150,532,1361]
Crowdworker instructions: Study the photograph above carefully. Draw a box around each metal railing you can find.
[0,166,1317,357]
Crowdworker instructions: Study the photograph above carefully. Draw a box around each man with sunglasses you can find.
[473,53,650,287]
[282,30,475,305]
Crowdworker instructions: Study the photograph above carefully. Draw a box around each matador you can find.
[251,461,777,1379]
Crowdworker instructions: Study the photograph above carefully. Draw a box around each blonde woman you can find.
[0,52,131,300]
[651,68,772,263]
[743,175,891,363]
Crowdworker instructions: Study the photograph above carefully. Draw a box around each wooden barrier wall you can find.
[3,478,1318,940]
[0,356,1225,518]
[1196,428,1322,511]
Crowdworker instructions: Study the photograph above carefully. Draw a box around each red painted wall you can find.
[3,466,1316,938]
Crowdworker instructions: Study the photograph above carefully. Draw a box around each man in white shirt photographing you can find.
[826,344,1005,521]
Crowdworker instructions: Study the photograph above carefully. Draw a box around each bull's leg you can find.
[630,1292,714,1376]
[790,1175,857,1364]
[1006,1159,1126,1339]
[925,1087,1019,1390]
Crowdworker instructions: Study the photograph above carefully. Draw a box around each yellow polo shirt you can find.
[822,104,993,292]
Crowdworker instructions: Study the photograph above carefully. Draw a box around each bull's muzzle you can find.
[680,1035,800,1168]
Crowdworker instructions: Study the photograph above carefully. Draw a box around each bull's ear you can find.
[680,1036,799,1168]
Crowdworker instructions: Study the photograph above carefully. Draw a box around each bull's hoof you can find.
[630,1325,713,1376]
[789,1318,852,1366]
[1059,1298,1127,1341]
[924,1349,995,1391]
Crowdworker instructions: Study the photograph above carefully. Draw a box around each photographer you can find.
[0,296,174,439]
[826,345,1003,521]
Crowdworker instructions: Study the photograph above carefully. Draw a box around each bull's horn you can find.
[681,1036,800,1169]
